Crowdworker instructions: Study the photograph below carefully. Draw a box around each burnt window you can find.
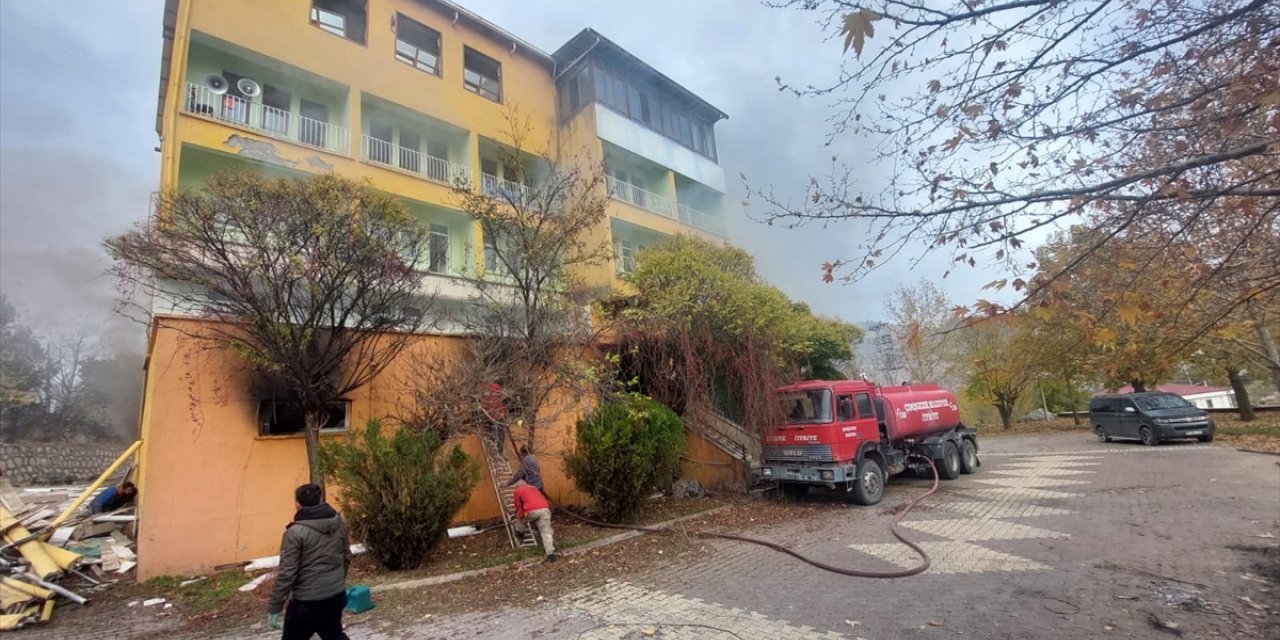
[259,398,350,436]
[310,0,366,44]
[395,14,441,75]
[837,395,855,421]
[463,48,502,102]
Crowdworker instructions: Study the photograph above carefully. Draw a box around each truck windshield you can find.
[780,389,833,424]
[1133,393,1193,410]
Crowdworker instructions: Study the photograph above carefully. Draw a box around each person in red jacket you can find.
[512,480,557,562]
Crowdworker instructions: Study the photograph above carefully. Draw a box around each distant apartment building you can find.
[137,0,733,578]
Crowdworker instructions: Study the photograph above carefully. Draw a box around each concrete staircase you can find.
[480,435,538,550]
[684,402,760,466]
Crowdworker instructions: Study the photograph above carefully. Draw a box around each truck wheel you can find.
[1140,426,1159,446]
[851,458,885,506]
[780,482,808,500]
[937,441,962,480]
[959,439,979,474]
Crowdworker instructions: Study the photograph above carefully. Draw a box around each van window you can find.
[1116,398,1136,413]
[1133,393,1193,411]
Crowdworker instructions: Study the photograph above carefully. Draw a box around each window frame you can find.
[309,0,367,45]
[463,47,503,102]
[836,394,855,421]
[258,398,351,437]
[855,393,875,419]
[427,223,450,274]
[394,13,442,77]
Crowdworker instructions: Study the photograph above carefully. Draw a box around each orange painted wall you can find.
[680,430,745,491]
[135,316,591,579]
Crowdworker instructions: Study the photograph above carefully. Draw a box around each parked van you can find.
[1089,392,1216,445]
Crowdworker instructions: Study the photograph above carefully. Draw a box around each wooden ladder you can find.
[481,434,538,550]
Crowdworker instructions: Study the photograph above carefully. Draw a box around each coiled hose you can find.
[557,454,939,578]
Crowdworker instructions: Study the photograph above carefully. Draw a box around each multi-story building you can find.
[137,0,734,578]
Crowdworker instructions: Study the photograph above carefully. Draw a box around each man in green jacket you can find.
[267,484,351,640]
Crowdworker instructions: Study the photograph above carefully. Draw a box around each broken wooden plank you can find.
[111,545,136,562]
[100,546,120,572]
[49,526,76,548]
[116,560,137,574]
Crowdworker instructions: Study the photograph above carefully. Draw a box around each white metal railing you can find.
[677,202,727,236]
[184,83,351,155]
[361,135,472,188]
[481,174,535,206]
[606,175,676,219]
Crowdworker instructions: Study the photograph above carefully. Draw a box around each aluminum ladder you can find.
[481,434,538,550]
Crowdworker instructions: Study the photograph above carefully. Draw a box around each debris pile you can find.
[0,441,140,630]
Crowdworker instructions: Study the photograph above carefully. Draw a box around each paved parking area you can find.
[31,434,1280,639]
[371,434,1280,639]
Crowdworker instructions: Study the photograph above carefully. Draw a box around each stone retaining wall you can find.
[0,442,130,486]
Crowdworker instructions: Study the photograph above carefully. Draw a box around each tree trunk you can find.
[1071,409,1080,426]
[996,402,1014,430]
[1226,367,1254,422]
[1251,307,1280,395]
[303,410,325,490]
[1130,378,1147,392]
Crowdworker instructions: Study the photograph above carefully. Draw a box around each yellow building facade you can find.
[139,0,734,578]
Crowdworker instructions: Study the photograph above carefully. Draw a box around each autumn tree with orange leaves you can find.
[758,0,1279,335]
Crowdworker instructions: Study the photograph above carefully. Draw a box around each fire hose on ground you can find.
[555,453,940,579]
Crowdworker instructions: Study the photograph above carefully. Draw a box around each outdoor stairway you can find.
[684,401,761,466]
[480,434,538,550]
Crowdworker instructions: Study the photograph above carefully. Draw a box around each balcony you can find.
[677,202,726,235]
[606,175,674,220]
[481,173,536,207]
[184,83,351,155]
[361,135,471,188]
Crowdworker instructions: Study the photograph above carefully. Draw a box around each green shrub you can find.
[320,420,479,570]
[564,394,685,523]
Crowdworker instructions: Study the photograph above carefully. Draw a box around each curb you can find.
[372,505,733,593]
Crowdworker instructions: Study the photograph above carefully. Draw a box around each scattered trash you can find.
[1115,595,1140,600]
[845,619,861,628]
[1155,585,1231,615]
[642,628,657,637]
[447,526,480,538]
[926,619,944,627]
[238,572,276,592]
[142,598,166,607]
[179,577,207,587]
[1103,625,1115,632]
[245,544,367,572]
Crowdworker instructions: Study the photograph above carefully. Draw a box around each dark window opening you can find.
[855,393,874,418]
[311,0,366,44]
[428,223,449,273]
[369,121,393,164]
[399,131,421,172]
[463,47,502,101]
[262,85,292,135]
[395,13,441,75]
[259,398,350,436]
[299,99,329,148]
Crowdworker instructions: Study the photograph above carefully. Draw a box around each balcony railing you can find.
[481,174,536,206]
[606,175,675,219]
[361,136,472,188]
[678,202,726,235]
[184,83,351,155]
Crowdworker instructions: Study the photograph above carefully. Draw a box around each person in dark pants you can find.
[267,484,351,640]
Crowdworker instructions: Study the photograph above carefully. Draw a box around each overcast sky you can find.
[0,0,1013,346]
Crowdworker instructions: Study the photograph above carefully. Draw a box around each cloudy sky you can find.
[0,0,1012,345]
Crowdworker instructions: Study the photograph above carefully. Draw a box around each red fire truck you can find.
[761,380,978,505]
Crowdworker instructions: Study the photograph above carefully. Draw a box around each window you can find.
[368,121,393,164]
[484,237,499,273]
[855,393,874,419]
[220,71,251,124]
[615,240,638,275]
[262,85,292,136]
[259,398,349,436]
[399,132,421,173]
[837,395,854,421]
[426,140,449,183]
[310,0,366,44]
[299,99,329,148]
[395,14,440,75]
[780,389,833,424]
[463,48,502,101]
[428,224,449,273]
